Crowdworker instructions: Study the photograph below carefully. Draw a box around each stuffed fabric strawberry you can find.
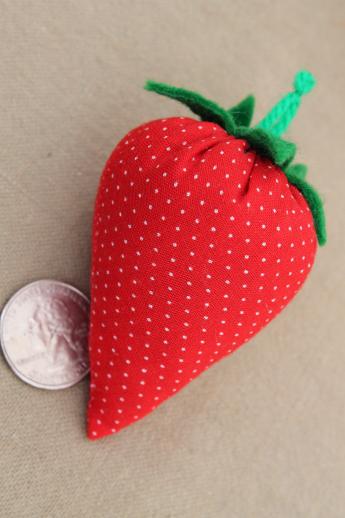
[87,71,326,440]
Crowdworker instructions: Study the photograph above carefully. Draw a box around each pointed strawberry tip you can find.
[87,415,118,441]
[87,430,100,441]
[87,425,117,441]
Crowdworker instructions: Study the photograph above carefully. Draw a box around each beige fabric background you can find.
[1,1,344,517]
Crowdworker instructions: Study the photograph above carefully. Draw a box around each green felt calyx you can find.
[145,72,326,246]
[145,79,296,168]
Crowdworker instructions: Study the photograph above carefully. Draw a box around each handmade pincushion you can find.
[87,71,326,440]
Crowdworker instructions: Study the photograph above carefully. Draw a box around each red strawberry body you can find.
[87,115,317,440]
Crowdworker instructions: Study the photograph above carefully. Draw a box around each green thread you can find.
[256,70,316,136]
[144,71,326,245]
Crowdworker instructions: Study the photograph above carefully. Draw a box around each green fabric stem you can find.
[256,71,316,136]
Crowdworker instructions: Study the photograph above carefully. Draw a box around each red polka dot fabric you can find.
[87,116,317,440]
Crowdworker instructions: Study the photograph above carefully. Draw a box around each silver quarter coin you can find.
[0,280,90,389]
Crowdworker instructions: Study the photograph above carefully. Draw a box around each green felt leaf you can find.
[285,170,327,245]
[228,95,255,127]
[145,80,236,134]
[286,163,308,180]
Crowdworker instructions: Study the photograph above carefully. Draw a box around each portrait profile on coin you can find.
[28,297,89,367]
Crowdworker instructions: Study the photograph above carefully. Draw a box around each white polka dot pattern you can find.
[87,116,317,440]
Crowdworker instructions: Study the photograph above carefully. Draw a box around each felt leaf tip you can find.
[228,95,255,127]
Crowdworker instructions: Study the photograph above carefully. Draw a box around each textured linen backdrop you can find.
[1,1,344,517]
